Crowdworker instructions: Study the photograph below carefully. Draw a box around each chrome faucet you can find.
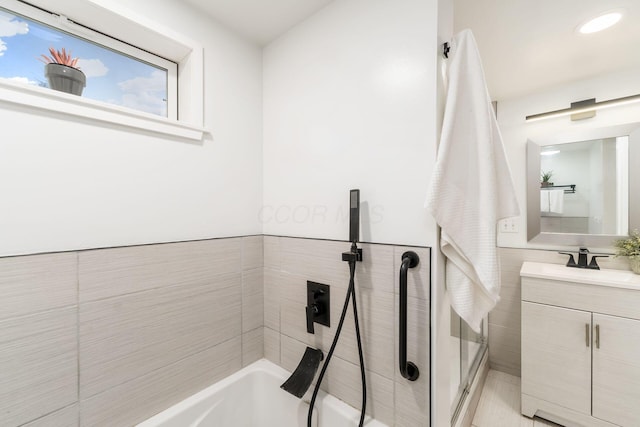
[559,247,608,270]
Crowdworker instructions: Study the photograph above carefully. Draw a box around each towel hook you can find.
[443,42,450,58]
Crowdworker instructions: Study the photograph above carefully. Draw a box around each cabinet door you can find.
[521,302,591,415]
[592,313,640,426]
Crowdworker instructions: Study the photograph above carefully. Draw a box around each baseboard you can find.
[487,360,520,378]
[521,393,617,427]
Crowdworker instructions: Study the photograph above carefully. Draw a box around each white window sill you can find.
[0,80,206,141]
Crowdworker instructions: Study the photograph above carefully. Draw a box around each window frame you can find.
[0,0,205,140]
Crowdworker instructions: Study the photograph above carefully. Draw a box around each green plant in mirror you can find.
[614,230,640,258]
[541,170,553,183]
[615,231,640,274]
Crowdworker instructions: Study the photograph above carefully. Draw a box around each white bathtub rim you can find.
[137,359,279,426]
[137,358,387,427]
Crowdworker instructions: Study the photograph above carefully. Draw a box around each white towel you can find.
[540,190,550,213]
[549,189,564,214]
[426,29,520,333]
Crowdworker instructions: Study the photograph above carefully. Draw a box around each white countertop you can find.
[520,261,640,290]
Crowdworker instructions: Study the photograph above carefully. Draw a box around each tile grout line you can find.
[78,270,242,305]
[17,403,78,427]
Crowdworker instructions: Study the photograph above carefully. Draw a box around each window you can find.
[0,2,176,118]
[0,0,204,140]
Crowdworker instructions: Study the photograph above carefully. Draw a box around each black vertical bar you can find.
[399,251,420,381]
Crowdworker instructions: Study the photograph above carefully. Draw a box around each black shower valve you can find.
[306,281,330,334]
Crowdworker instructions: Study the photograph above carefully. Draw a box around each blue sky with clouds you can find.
[0,8,168,116]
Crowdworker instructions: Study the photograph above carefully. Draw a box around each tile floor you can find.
[472,370,563,427]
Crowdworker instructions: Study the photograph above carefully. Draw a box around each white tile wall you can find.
[242,268,264,332]
[263,265,282,330]
[0,252,77,320]
[0,308,77,426]
[242,235,264,270]
[21,404,78,427]
[78,276,241,398]
[0,236,262,427]
[242,327,265,367]
[265,236,431,426]
[80,337,241,426]
[264,324,281,362]
[78,238,242,302]
[394,295,430,427]
[0,235,432,426]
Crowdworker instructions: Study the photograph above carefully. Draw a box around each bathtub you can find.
[137,359,388,427]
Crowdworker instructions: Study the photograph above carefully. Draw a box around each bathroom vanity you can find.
[520,262,640,427]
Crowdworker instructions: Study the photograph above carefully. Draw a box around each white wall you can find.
[0,0,263,256]
[496,67,640,249]
[262,0,439,246]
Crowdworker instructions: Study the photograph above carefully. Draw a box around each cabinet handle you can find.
[585,323,590,347]
[595,324,600,349]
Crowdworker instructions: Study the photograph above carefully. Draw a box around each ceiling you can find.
[454,0,640,100]
[182,0,334,45]
[180,0,640,98]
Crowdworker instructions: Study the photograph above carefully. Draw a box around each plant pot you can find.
[45,63,86,96]
[541,182,553,188]
[630,257,640,275]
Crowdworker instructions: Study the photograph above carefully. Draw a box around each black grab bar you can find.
[399,251,419,381]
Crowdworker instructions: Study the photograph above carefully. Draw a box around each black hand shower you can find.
[307,189,367,427]
[349,189,360,244]
[342,189,363,264]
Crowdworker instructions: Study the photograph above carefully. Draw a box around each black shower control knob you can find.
[310,303,320,315]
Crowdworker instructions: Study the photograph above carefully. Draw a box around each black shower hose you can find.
[307,256,367,427]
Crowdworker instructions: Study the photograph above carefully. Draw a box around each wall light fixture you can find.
[525,94,640,122]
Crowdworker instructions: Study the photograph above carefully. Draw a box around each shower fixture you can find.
[280,347,324,399]
[307,189,366,427]
[279,189,367,426]
[305,281,330,334]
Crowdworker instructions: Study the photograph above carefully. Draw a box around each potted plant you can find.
[540,170,553,188]
[614,230,640,274]
[40,47,85,96]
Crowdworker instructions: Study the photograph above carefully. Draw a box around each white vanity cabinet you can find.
[591,313,640,426]
[520,262,640,427]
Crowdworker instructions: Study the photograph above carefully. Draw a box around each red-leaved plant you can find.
[40,47,80,69]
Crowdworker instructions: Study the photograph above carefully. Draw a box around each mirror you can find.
[526,123,640,246]
[540,137,628,235]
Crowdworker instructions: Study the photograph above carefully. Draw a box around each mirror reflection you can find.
[539,136,629,235]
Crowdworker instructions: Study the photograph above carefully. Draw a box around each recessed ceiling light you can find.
[579,12,622,34]
[541,150,560,156]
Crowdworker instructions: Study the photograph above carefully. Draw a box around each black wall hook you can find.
[443,42,450,58]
